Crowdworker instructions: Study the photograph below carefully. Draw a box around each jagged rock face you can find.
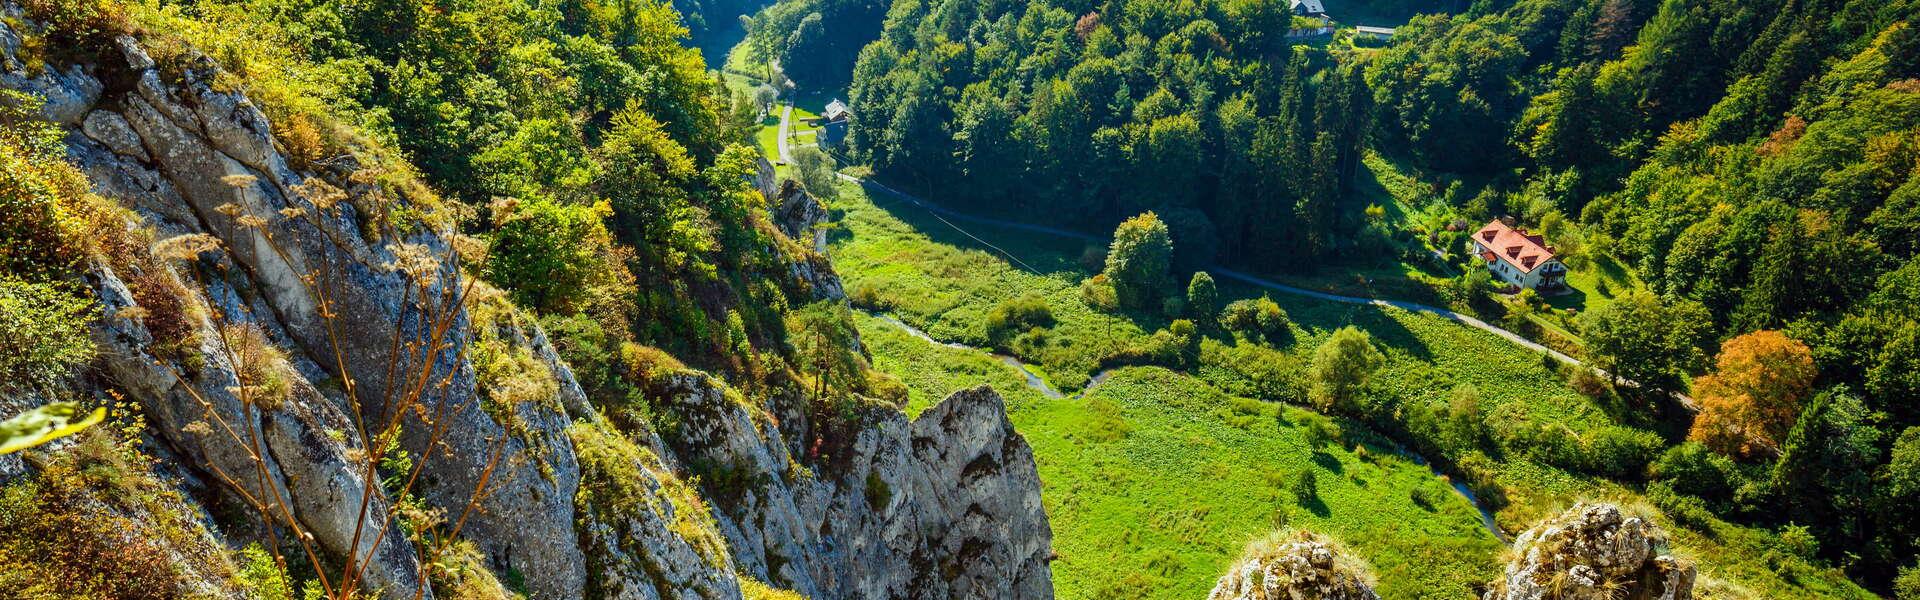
[653,377,1054,600]
[773,179,828,242]
[1207,533,1381,600]
[1487,503,1695,600]
[5,12,1052,600]
[768,179,844,301]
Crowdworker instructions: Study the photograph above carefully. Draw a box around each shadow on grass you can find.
[1344,304,1435,361]
[1298,494,1332,518]
[852,180,1100,279]
[1310,451,1344,474]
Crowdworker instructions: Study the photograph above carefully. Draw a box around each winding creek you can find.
[867,310,1509,543]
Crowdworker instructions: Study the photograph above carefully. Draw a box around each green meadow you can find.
[830,179,1874,599]
[861,313,1503,598]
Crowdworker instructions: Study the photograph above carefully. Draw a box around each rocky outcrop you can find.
[4,10,1051,600]
[3,19,584,598]
[652,376,1053,600]
[1208,531,1380,600]
[770,179,844,301]
[1486,503,1695,600]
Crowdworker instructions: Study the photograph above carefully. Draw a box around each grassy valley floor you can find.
[827,177,1875,599]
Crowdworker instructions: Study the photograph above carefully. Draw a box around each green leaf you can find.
[0,402,106,455]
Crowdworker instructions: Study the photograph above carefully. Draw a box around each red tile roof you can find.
[1474,220,1559,274]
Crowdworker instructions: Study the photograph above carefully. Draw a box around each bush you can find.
[220,323,293,409]
[1647,481,1715,531]
[1896,563,1920,600]
[985,293,1054,344]
[864,471,892,511]
[1309,327,1384,412]
[1650,442,1737,501]
[1220,296,1290,342]
[0,95,93,283]
[1186,271,1217,321]
[1160,295,1185,319]
[483,197,620,314]
[0,436,186,599]
[1775,524,1819,561]
[1579,426,1663,479]
[849,282,893,310]
[0,279,95,391]
[1567,367,1612,398]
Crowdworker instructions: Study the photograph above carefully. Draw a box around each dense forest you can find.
[845,0,1373,271]
[1365,0,1920,587]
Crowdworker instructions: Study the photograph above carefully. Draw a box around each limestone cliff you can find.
[1486,503,1695,600]
[0,10,1051,600]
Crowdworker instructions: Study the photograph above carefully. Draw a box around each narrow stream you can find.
[874,314,1069,399]
[868,311,1507,543]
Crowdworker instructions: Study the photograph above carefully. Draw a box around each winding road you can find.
[772,102,1693,410]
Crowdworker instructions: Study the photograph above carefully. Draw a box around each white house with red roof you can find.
[1470,219,1567,291]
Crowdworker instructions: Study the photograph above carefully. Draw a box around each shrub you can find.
[0,94,94,283]
[483,197,619,314]
[1567,367,1612,398]
[1186,271,1217,321]
[0,279,95,391]
[1220,296,1289,342]
[1160,295,1185,319]
[864,471,892,511]
[619,342,687,384]
[849,282,892,310]
[1896,563,1920,600]
[1579,426,1663,479]
[1080,274,1118,312]
[1775,524,1819,561]
[985,293,1053,344]
[236,544,294,600]
[863,370,908,406]
[1308,327,1384,412]
[0,440,182,599]
[221,323,295,408]
[19,0,130,52]
[1647,481,1715,531]
[1650,442,1737,501]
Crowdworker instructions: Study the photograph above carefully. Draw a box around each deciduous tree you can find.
[1576,291,1710,398]
[1309,326,1385,412]
[1104,212,1174,309]
[1688,330,1816,458]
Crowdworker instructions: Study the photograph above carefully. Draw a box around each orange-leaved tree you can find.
[1688,330,1816,459]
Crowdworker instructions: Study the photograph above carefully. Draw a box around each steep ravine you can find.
[0,11,1052,599]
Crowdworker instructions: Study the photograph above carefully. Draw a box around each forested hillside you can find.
[846,0,1372,271]
[1364,0,1920,588]
[0,0,1056,597]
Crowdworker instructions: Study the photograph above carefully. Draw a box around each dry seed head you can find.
[386,242,441,279]
[154,233,221,261]
[221,174,259,188]
[293,178,348,210]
